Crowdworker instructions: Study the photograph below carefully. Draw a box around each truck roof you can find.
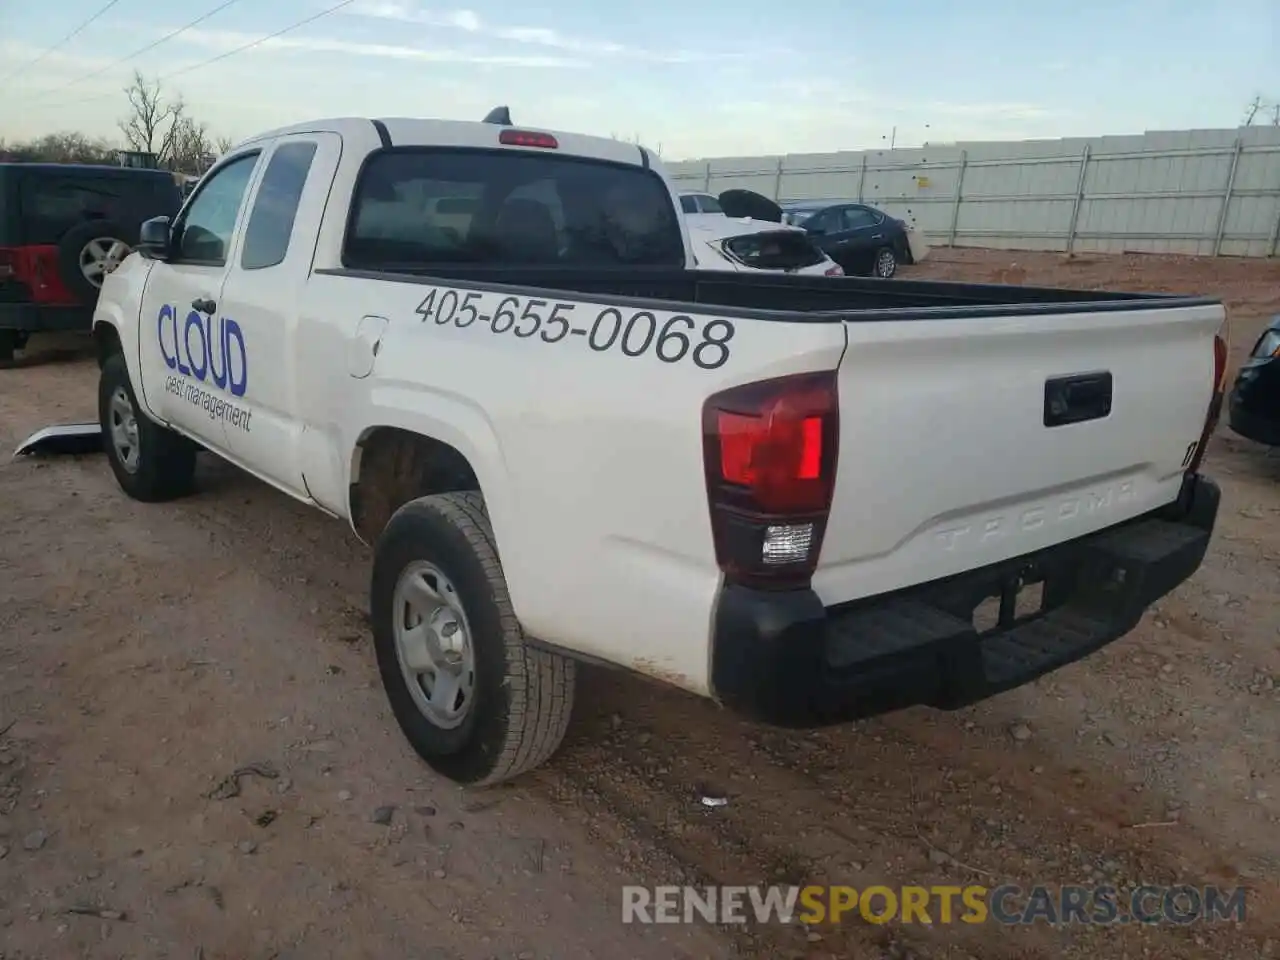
[234,116,654,170]
[0,163,175,178]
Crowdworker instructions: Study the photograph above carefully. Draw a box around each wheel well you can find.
[349,427,481,543]
[92,322,123,369]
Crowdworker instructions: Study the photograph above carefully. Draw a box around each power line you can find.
[1,0,126,85]
[160,0,357,82]
[28,0,246,103]
[41,0,359,111]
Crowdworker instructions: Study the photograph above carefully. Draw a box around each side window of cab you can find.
[173,152,260,265]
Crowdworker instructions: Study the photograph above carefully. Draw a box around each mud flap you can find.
[13,423,104,458]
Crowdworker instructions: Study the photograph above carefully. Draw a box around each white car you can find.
[87,109,1226,787]
[679,192,724,215]
[681,190,843,277]
[686,213,843,276]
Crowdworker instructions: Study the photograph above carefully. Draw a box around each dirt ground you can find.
[1,248,1279,960]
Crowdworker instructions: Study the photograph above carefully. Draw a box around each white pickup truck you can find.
[90,112,1227,787]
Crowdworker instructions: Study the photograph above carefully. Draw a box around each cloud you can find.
[658,81,1068,159]
[0,40,129,86]
[346,2,737,63]
[172,25,586,68]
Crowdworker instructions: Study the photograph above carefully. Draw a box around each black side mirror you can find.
[138,216,173,260]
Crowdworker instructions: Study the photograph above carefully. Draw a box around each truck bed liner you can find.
[316,265,1219,322]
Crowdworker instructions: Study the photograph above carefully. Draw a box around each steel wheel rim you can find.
[108,386,141,473]
[876,249,896,277]
[80,237,132,288]
[392,561,476,730]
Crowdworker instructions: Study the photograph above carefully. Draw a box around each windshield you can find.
[346,148,686,269]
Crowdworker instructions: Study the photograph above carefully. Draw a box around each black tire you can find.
[58,219,132,304]
[371,491,576,786]
[873,246,898,279]
[98,351,197,502]
[0,330,16,365]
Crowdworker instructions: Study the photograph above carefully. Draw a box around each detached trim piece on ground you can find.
[12,423,103,458]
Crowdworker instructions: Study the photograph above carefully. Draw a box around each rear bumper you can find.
[709,473,1220,727]
[0,302,93,333]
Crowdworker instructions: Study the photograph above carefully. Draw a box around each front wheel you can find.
[371,491,576,786]
[99,352,197,501]
[873,246,898,278]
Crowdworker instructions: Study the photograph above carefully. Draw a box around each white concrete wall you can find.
[664,126,1280,257]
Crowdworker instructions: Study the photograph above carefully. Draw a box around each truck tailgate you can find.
[812,301,1225,606]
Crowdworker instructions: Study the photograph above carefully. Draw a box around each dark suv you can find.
[0,163,183,361]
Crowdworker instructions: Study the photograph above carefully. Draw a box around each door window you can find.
[805,208,842,234]
[842,207,881,230]
[240,141,318,270]
[176,153,259,265]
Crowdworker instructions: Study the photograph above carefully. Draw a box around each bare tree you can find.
[0,131,115,164]
[1243,94,1280,126]
[119,70,187,165]
[1,75,231,169]
[169,115,215,175]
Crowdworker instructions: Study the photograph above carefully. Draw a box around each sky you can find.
[0,0,1277,160]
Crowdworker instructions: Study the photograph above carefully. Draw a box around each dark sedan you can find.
[1227,313,1280,447]
[780,201,916,278]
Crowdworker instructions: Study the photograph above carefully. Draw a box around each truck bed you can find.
[310,259,1224,622]
[317,264,1218,320]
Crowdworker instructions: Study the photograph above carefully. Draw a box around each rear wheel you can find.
[873,246,898,279]
[0,330,17,365]
[98,351,197,501]
[371,491,576,786]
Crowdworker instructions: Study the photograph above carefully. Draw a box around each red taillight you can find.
[498,129,558,149]
[0,245,77,304]
[824,264,843,277]
[702,371,839,588]
[1186,329,1229,477]
[1212,331,1228,392]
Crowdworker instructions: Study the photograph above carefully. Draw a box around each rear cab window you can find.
[344,148,686,269]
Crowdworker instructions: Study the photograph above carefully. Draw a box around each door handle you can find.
[872,233,884,240]
[192,297,216,314]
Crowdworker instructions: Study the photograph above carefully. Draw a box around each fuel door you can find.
[349,314,389,379]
